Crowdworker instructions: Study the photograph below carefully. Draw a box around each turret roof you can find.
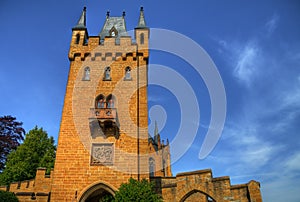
[136,7,147,28]
[73,7,86,30]
[99,11,128,39]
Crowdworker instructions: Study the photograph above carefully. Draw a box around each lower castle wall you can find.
[1,168,52,202]
[151,169,262,202]
[3,167,262,202]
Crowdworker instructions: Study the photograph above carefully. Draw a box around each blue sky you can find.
[1,0,300,201]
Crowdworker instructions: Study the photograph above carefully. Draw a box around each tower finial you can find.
[73,7,87,29]
[136,6,147,28]
[106,10,110,18]
[122,10,126,18]
[154,121,159,144]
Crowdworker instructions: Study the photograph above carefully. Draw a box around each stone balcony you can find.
[89,108,120,138]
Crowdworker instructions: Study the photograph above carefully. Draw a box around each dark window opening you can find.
[124,66,131,80]
[140,33,144,44]
[96,94,105,108]
[83,67,90,80]
[104,67,111,80]
[75,34,80,44]
[106,94,115,108]
[149,158,155,177]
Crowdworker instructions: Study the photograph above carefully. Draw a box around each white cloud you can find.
[233,42,261,85]
[217,124,280,170]
[282,77,300,108]
[285,152,300,172]
[265,14,279,35]
[262,175,300,202]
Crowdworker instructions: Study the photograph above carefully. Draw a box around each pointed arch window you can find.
[149,158,155,177]
[162,159,166,176]
[75,34,80,44]
[124,66,132,80]
[110,26,118,37]
[83,67,90,80]
[140,33,144,44]
[106,94,115,108]
[104,67,111,81]
[95,94,105,108]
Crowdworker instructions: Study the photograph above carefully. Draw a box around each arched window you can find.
[140,33,144,44]
[104,67,111,80]
[106,94,115,108]
[95,94,105,108]
[75,34,80,44]
[83,67,90,80]
[124,67,131,80]
[149,158,155,177]
[162,159,166,176]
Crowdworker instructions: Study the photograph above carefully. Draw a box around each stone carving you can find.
[91,144,113,165]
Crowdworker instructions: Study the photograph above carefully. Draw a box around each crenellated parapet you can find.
[4,168,52,202]
[151,169,262,202]
[69,38,148,61]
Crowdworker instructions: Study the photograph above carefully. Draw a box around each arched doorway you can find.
[180,189,216,202]
[79,183,115,202]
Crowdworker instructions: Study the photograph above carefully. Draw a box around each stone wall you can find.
[0,168,51,202]
[50,24,151,201]
[151,169,262,202]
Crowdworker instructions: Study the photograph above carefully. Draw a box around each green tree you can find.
[0,190,19,202]
[0,116,25,172]
[113,178,162,202]
[0,126,56,185]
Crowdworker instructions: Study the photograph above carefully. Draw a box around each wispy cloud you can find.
[285,152,300,172]
[265,14,279,35]
[233,41,261,85]
[219,124,281,170]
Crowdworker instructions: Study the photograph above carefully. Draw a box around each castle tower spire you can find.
[136,6,147,28]
[154,121,159,144]
[73,7,86,29]
[154,121,158,137]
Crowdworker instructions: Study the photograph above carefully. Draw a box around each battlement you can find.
[151,168,262,202]
[4,168,52,201]
[69,35,149,61]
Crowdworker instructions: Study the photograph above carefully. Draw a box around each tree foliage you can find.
[0,190,19,202]
[113,178,162,202]
[0,116,25,172]
[0,126,56,185]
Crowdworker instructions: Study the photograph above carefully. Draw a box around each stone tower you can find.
[50,7,161,201]
[0,6,262,202]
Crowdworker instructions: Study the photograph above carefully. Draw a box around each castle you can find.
[0,7,262,202]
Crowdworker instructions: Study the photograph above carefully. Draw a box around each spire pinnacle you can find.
[73,7,86,29]
[154,121,159,144]
[154,121,158,136]
[136,6,147,28]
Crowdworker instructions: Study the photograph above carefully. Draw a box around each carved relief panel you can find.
[91,143,114,165]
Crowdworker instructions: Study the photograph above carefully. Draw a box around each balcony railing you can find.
[90,108,117,120]
[89,108,120,139]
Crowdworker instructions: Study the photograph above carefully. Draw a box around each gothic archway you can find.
[79,183,115,202]
[180,189,216,202]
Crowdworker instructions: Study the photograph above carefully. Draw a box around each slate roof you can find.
[136,7,147,28]
[99,16,128,39]
[73,7,86,30]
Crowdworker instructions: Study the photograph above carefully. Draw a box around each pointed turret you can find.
[135,7,149,50]
[136,6,147,28]
[69,7,89,57]
[73,7,87,30]
[154,121,158,137]
[154,121,161,145]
